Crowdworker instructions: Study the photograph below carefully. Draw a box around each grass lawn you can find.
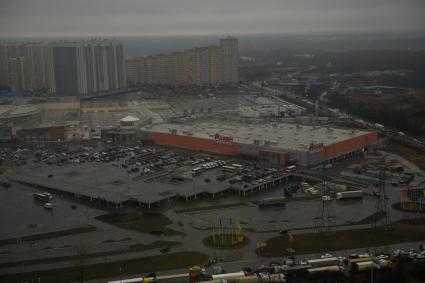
[175,202,250,213]
[1,240,181,268]
[256,222,425,257]
[0,252,208,283]
[203,234,249,249]
[95,212,184,236]
[0,224,97,247]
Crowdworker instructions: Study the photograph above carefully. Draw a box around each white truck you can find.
[306,257,340,267]
[374,123,385,130]
[222,273,286,282]
[336,190,363,200]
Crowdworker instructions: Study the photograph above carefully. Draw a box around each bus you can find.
[191,167,202,176]
[286,165,297,172]
[33,192,51,202]
[221,165,236,172]
[231,163,243,169]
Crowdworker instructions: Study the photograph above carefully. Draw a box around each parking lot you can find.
[6,142,302,208]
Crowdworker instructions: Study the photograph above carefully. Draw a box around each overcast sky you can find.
[1,0,424,37]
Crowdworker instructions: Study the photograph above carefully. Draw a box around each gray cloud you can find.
[0,0,424,37]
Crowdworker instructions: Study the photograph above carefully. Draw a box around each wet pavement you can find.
[0,148,424,280]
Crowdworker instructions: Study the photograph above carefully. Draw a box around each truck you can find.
[212,272,246,281]
[283,264,312,277]
[352,261,380,272]
[374,123,385,130]
[306,257,340,267]
[347,257,373,270]
[373,258,392,269]
[336,190,363,200]
[307,265,341,275]
[224,273,286,282]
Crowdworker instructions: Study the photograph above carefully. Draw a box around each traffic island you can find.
[203,234,249,249]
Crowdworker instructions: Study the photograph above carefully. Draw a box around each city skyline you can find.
[1,0,425,37]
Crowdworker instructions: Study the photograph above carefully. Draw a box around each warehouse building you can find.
[140,122,378,167]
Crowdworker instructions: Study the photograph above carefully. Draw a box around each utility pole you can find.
[373,157,392,228]
[314,163,336,233]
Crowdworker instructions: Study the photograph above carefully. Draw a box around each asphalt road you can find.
[1,144,424,281]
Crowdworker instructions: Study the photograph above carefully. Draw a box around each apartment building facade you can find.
[48,40,126,96]
[0,39,126,96]
[126,37,239,87]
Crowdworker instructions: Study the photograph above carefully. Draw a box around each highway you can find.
[93,240,425,283]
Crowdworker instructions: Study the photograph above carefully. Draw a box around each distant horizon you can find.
[3,30,425,57]
[1,30,425,40]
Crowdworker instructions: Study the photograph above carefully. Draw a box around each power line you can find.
[314,164,336,234]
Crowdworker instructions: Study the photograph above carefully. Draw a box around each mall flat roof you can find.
[142,122,373,152]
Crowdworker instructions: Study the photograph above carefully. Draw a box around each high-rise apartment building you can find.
[0,45,10,87]
[126,59,140,86]
[125,37,239,86]
[219,37,239,84]
[8,57,27,92]
[0,42,50,92]
[0,39,126,96]
[25,43,50,91]
[48,40,126,96]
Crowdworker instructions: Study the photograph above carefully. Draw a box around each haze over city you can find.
[1,1,425,283]
[1,0,425,37]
